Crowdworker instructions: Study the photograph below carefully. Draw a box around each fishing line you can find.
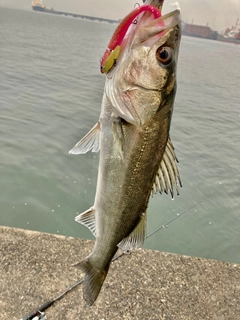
[145,188,219,240]
[20,182,226,319]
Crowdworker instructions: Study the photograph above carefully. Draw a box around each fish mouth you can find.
[144,0,164,10]
[143,0,181,31]
[137,9,181,47]
[151,9,181,30]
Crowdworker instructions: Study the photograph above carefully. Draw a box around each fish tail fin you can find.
[74,258,108,306]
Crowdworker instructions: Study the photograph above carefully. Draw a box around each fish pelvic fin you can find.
[75,207,96,237]
[118,212,146,251]
[74,258,108,306]
[69,121,101,154]
[152,138,182,198]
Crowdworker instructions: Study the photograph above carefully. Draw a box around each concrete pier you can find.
[0,226,240,319]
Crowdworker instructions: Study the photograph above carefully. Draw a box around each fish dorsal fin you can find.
[118,212,146,251]
[69,122,101,155]
[152,138,182,198]
[75,207,96,237]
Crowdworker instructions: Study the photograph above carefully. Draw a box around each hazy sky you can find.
[1,0,240,31]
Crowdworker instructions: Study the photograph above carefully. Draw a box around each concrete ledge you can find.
[0,226,240,320]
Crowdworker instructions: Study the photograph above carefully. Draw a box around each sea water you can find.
[1,7,240,263]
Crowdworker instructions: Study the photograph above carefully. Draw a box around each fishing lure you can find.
[100,4,162,73]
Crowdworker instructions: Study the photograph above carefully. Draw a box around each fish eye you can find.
[156,47,172,65]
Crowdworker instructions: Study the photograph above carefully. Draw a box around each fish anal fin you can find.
[118,212,146,251]
[75,207,96,237]
[69,122,101,155]
[74,257,108,306]
[152,138,182,198]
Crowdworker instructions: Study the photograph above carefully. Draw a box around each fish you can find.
[69,0,182,306]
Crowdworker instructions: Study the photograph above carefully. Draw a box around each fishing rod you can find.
[20,279,84,320]
[20,183,225,320]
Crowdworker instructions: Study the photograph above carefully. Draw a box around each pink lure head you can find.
[100,4,162,74]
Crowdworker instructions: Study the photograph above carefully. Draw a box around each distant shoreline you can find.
[0,5,119,24]
[32,5,119,24]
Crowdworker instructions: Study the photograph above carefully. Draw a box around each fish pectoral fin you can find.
[118,212,146,251]
[74,257,109,306]
[69,121,101,154]
[152,138,182,199]
[75,207,96,237]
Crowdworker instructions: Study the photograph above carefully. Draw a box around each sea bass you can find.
[69,0,181,305]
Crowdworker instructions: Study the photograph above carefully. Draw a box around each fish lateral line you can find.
[100,4,162,74]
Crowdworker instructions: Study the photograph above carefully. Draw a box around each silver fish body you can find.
[69,4,182,305]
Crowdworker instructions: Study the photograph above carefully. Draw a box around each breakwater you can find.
[1,226,240,319]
